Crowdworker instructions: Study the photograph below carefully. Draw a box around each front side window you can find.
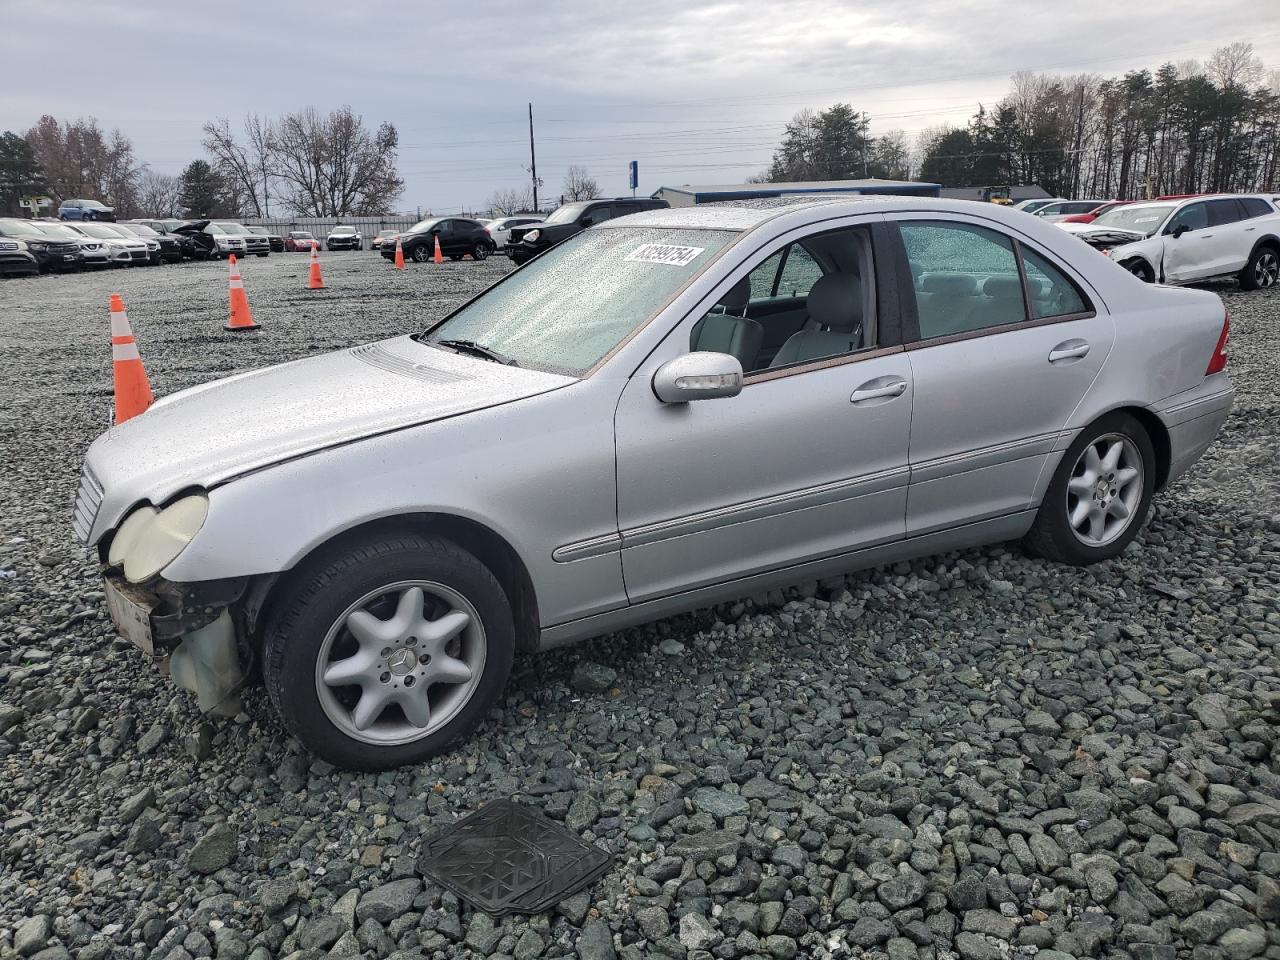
[580,207,612,227]
[1167,203,1208,234]
[900,221,1024,338]
[422,226,735,376]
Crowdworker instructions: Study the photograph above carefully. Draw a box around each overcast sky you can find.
[3,0,1279,213]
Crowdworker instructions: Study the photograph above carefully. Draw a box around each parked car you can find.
[78,196,1233,769]
[1012,198,1066,214]
[65,222,151,265]
[379,217,493,263]
[326,225,363,251]
[284,231,320,252]
[130,219,200,259]
[248,226,285,253]
[0,237,39,277]
[1061,194,1280,287]
[214,223,270,257]
[1032,200,1111,222]
[32,221,114,267]
[369,229,400,252]
[172,220,249,259]
[0,218,84,271]
[485,215,543,249]
[1057,200,1134,225]
[115,222,182,263]
[505,197,669,264]
[58,198,116,221]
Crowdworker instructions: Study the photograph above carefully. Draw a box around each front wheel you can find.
[1024,412,1155,566]
[262,533,514,770]
[1240,245,1279,291]
[1121,259,1154,282]
[411,245,431,263]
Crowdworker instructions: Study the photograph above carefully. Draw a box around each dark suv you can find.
[506,197,669,264]
[380,217,494,263]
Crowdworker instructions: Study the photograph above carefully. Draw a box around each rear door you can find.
[885,214,1115,535]
[1203,198,1250,276]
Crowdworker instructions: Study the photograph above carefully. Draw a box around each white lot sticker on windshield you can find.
[625,243,706,267]
[1132,216,1161,223]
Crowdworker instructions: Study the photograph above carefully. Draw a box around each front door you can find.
[614,220,913,603]
[1162,201,1215,282]
[887,215,1115,535]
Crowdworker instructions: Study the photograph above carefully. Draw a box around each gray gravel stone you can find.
[355,878,420,925]
[187,821,237,874]
[15,915,51,957]
[571,661,616,693]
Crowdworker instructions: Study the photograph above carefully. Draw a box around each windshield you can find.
[421,226,735,377]
[332,226,357,234]
[35,224,81,239]
[543,202,590,225]
[407,218,439,233]
[77,224,127,239]
[0,220,45,237]
[1090,203,1175,236]
[248,226,268,235]
[120,223,159,237]
[290,231,314,239]
[214,222,251,234]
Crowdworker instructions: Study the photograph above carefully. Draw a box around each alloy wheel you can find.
[315,581,486,745]
[1065,433,1144,547]
[1254,251,1279,288]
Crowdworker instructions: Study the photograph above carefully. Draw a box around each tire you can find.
[1024,412,1156,566]
[411,244,431,263]
[1120,259,1154,282]
[263,532,515,770]
[1239,244,1279,291]
[471,243,489,262]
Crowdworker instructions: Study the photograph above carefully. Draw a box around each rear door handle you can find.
[1049,339,1090,364]
[850,376,908,404]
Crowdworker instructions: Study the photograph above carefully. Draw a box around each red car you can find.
[284,230,321,252]
[1058,200,1134,224]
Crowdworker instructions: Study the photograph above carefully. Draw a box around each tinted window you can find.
[1206,199,1242,227]
[1240,197,1272,218]
[1167,203,1208,233]
[580,206,612,227]
[900,221,1024,339]
[1021,247,1088,319]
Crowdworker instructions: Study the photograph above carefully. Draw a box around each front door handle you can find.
[1049,339,1090,364]
[850,376,908,404]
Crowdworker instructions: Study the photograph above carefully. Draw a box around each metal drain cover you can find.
[416,799,612,916]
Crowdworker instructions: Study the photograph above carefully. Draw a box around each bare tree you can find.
[270,106,403,216]
[561,164,599,200]
[201,115,273,216]
[486,186,534,216]
[25,115,140,212]
[135,169,180,217]
[1208,41,1264,89]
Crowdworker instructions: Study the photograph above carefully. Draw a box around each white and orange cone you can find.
[433,235,444,264]
[225,254,259,331]
[110,293,153,424]
[393,235,405,270]
[307,245,325,289]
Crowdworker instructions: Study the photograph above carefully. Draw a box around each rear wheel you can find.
[1121,259,1154,282]
[1240,245,1279,291]
[1024,412,1155,565]
[471,243,490,261]
[263,532,514,770]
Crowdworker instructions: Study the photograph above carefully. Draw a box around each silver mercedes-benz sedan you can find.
[75,196,1234,769]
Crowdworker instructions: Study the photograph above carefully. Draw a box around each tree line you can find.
[0,107,404,219]
[766,41,1280,199]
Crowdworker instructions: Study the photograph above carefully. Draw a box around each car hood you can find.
[84,335,576,530]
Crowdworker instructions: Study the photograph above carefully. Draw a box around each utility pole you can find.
[528,102,538,213]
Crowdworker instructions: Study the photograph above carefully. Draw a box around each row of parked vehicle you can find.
[1013,193,1280,290]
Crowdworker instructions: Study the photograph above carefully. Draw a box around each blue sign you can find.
[628,160,638,190]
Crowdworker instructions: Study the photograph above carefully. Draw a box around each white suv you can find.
[1061,194,1280,289]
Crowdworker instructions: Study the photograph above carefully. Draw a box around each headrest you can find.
[983,275,1023,299]
[717,277,751,311]
[920,273,976,296]
[806,273,862,332]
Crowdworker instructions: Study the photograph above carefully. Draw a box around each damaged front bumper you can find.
[102,573,250,717]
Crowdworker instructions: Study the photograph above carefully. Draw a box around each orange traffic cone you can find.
[433,235,443,264]
[225,255,259,331]
[393,235,405,270]
[308,245,325,289]
[110,293,153,424]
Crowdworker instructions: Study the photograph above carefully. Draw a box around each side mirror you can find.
[1170,223,1189,238]
[652,352,744,404]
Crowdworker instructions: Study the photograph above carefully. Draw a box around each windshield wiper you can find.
[429,338,519,366]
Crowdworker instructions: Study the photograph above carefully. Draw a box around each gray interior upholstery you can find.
[692,314,763,369]
[769,273,864,367]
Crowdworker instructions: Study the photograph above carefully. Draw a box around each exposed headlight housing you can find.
[523,229,541,243]
[108,494,209,583]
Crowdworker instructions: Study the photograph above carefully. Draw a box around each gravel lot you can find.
[0,254,1278,960]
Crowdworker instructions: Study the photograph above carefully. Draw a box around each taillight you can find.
[1206,310,1229,375]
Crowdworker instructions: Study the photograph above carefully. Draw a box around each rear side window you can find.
[1020,247,1087,319]
[1206,199,1242,227]
[1239,197,1272,218]
[900,221,1024,338]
